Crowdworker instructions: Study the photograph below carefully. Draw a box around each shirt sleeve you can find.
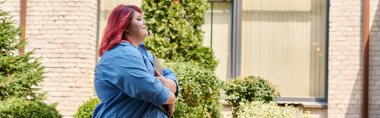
[163,68,180,97]
[103,55,170,106]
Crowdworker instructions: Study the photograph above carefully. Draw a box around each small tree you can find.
[0,2,61,117]
[142,0,218,71]
[0,4,44,101]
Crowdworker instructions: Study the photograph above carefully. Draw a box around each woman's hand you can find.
[155,70,177,93]
[167,103,175,117]
[156,76,177,93]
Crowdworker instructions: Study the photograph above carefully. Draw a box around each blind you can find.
[202,2,232,81]
[240,0,327,98]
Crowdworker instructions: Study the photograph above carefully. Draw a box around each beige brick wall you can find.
[369,0,380,117]
[328,0,362,117]
[329,0,380,118]
[1,0,98,117]
[26,0,98,117]
[0,0,20,24]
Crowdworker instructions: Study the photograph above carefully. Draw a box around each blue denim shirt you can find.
[93,41,179,118]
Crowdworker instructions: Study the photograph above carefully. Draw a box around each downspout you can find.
[19,0,27,55]
[362,0,369,117]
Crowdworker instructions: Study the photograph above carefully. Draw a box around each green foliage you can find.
[236,101,308,118]
[74,98,100,118]
[164,62,223,118]
[0,7,22,54]
[0,97,61,118]
[0,52,45,101]
[142,0,218,71]
[0,2,44,101]
[224,76,280,117]
[0,3,59,117]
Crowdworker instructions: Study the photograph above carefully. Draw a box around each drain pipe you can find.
[19,0,27,55]
[362,0,369,117]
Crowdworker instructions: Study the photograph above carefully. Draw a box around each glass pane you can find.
[202,2,232,81]
[240,0,326,98]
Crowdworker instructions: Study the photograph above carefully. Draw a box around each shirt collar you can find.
[119,40,145,47]
[119,40,130,46]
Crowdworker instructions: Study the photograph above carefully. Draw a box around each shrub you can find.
[0,97,61,118]
[224,76,280,117]
[0,3,60,117]
[164,62,223,118]
[0,1,45,101]
[74,98,100,118]
[236,101,307,118]
[142,0,218,71]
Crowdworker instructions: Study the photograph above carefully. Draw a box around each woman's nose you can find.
[143,20,146,25]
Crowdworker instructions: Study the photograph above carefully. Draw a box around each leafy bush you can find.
[164,62,223,118]
[74,98,100,118]
[142,0,218,71]
[224,76,280,117]
[236,101,307,118]
[0,97,61,118]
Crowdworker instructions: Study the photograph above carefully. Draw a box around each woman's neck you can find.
[127,36,143,47]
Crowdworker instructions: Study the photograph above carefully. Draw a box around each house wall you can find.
[328,0,362,117]
[1,0,98,117]
[368,0,380,117]
[328,0,380,117]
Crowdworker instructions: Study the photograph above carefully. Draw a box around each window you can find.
[240,0,327,99]
[202,1,232,81]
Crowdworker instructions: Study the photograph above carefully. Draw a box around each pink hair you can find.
[98,5,142,56]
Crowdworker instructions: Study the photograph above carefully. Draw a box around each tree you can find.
[0,3,61,117]
[142,0,218,71]
[0,1,44,101]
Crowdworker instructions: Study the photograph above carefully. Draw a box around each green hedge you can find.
[236,101,307,118]
[224,76,280,117]
[0,97,61,118]
[74,98,100,118]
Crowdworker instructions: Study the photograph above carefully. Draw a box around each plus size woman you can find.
[93,5,179,118]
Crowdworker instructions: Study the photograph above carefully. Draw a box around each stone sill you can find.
[220,100,327,109]
[277,101,327,109]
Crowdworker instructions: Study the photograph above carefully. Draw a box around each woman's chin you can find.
[142,32,148,37]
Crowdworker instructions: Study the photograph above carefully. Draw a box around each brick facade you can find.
[329,0,380,117]
[328,0,362,117]
[1,0,98,117]
[369,0,380,117]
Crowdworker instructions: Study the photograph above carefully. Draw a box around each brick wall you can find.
[0,0,20,24]
[369,0,380,117]
[1,1,98,117]
[328,0,362,117]
[25,0,98,117]
[329,0,380,118]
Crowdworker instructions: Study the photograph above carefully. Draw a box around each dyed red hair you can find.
[98,5,142,56]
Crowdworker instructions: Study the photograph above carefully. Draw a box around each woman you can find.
[93,5,179,118]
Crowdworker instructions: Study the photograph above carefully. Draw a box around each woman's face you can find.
[127,11,148,41]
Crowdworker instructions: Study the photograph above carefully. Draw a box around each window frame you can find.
[214,0,330,102]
